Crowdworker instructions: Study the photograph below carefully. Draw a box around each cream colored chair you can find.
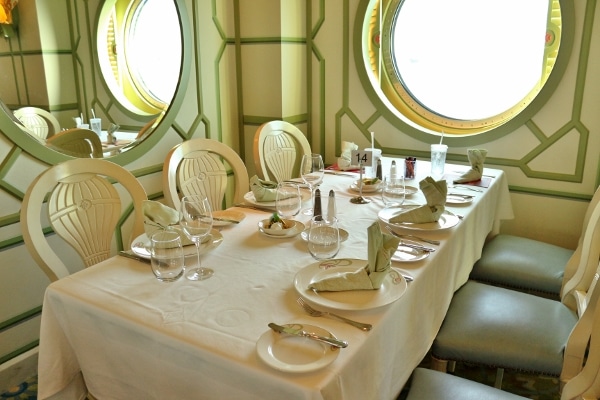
[46,128,104,158]
[430,200,600,390]
[163,138,249,212]
[21,159,147,281]
[470,185,600,299]
[13,106,61,140]
[253,120,311,182]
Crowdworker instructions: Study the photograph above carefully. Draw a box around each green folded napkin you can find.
[454,149,487,183]
[389,177,447,224]
[250,175,279,202]
[308,222,400,291]
[142,200,200,246]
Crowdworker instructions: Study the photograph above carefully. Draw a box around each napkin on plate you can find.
[454,149,487,183]
[337,141,359,169]
[308,222,400,291]
[250,175,279,202]
[142,200,197,246]
[389,177,447,224]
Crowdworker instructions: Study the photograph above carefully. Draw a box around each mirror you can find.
[0,0,183,159]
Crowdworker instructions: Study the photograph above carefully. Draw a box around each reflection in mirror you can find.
[0,0,182,159]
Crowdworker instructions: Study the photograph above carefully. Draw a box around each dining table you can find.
[37,158,514,400]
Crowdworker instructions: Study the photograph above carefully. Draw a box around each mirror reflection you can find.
[0,0,181,159]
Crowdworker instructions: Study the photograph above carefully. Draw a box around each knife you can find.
[268,323,348,348]
[212,216,240,224]
[234,204,275,213]
[398,241,436,252]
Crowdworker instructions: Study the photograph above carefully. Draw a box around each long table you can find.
[38,160,513,400]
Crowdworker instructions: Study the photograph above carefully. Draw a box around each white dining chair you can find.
[21,158,147,281]
[430,199,600,390]
[470,185,600,299]
[162,138,249,212]
[253,120,311,182]
[13,106,61,140]
[46,128,104,158]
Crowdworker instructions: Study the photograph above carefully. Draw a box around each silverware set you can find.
[297,297,373,331]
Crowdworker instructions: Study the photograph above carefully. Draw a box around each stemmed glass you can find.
[180,195,214,281]
[276,182,302,219]
[300,153,325,215]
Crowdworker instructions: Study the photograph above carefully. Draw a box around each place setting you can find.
[256,181,306,239]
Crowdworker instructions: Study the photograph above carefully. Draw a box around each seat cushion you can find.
[406,368,527,400]
[432,281,578,375]
[470,234,573,296]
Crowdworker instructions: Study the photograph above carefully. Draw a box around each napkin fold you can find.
[454,149,487,183]
[250,175,279,202]
[308,222,400,291]
[389,177,447,224]
[142,200,196,246]
[337,141,359,169]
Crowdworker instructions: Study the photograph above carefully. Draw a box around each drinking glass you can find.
[381,176,406,207]
[276,182,302,218]
[308,217,340,260]
[300,154,325,215]
[150,230,185,282]
[430,144,448,178]
[180,195,214,281]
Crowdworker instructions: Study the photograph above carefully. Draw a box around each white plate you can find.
[378,205,460,232]
[212,210,246,226]
[300,228,349,243]
[258,221,305,238]
[130,229,223,259]
[392,246,430,262]
[445,194,474,205]
[403,186,419,197]
[294,259,407,311]
[350,181,382,193]
[243,190,311,208]
[256,323,339,373]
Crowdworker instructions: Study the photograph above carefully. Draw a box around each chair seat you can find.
[470,234,573,296]
[432,281,578,376]
[406,368,527,400]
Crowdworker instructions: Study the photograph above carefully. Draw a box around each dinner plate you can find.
[392,246,430,262]
[378,205,460,232]
[294,259,407,311]
[402,186,419,197]
[258,221,305,238]
[256,323,339,373]
[349,181,382,193]
[212,210,246,226]
[130,229,223,259]
[300,228,349,243]
[445,194,473,205]
[243,190,311,208]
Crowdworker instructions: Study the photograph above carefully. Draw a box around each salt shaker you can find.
[327,190,336,220]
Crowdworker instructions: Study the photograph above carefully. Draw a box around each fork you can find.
[385,226,440,245]
[297,298,373,331]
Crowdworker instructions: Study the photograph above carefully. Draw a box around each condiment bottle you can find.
[313,188,322,220]
[327,190,336,220]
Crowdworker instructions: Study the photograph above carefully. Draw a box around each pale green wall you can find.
[0,0,598,384]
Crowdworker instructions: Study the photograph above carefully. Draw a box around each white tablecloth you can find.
[38,160,513,400]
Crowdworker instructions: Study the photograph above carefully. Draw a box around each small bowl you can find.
[258,218,296,236]
[353,178,382,192]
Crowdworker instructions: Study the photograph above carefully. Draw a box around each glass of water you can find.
[308,217,340,260]
[381,176,406,207]
[276,182,302,218]
[150,230,185,282]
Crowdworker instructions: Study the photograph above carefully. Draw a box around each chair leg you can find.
[494,368,504,389]
[448,360,456,372]
[430,355,448,372]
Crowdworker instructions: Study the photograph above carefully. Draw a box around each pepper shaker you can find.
[313,188,322,220]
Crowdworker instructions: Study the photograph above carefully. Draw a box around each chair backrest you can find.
[13,107,61,140]
[46,128,104,158]
[162,138,249,212]
[136,117,158,140]
[561,185,600,310]
[20,159,147,281]
[253,120,311,182]
[561,280,600,399]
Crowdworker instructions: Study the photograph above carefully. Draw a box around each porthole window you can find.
[97,0,182,115]
[360,0,565,136]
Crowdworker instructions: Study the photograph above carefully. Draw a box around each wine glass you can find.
[276,182,302,219]
[180,195,214,281]
[300,154,325,215]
